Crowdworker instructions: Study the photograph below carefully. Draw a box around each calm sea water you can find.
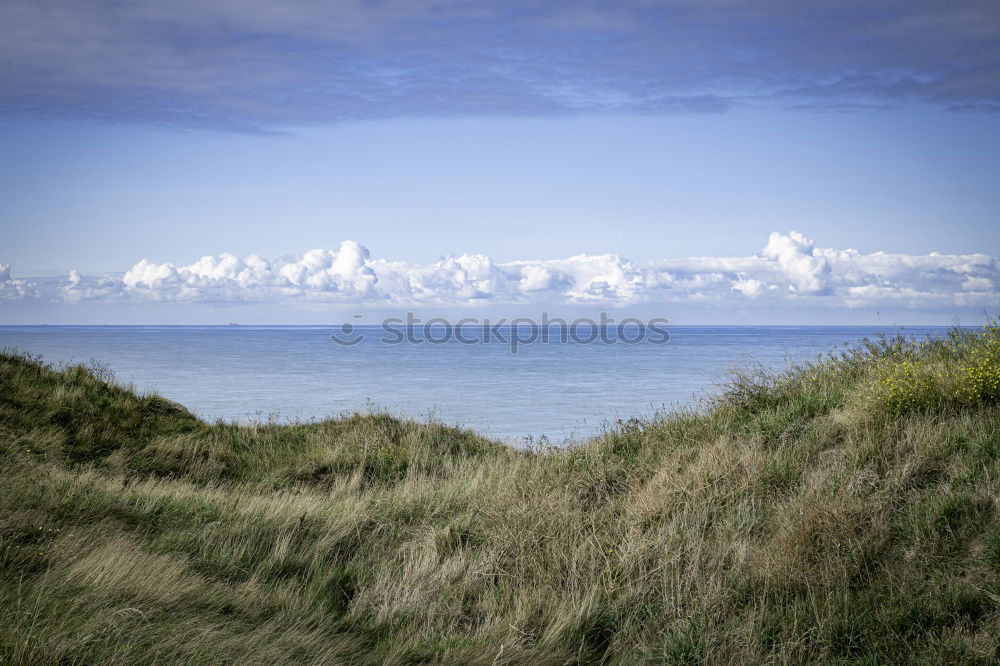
[0,325,950,444]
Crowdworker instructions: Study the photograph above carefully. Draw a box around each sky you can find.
[1,1,998,325]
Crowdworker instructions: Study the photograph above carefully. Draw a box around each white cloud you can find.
[0,263,39,300]
[761,230,831,294]
[732,278,768,298]
[3,232,998,311]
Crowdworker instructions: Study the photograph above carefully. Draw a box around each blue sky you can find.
[1,1,998,324]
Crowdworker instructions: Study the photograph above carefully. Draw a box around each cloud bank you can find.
[4,232,997,311]
[2,1,999,131]
[0,264,39,301]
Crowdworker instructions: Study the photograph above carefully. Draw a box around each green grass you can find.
[1,325,998,664]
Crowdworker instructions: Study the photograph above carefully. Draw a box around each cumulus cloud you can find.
[1,1,998,131]
[761,231,831,294]
[2,232,989,311]
[0,263,39,300]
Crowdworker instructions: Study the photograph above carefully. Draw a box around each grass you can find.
[0,325,998,664]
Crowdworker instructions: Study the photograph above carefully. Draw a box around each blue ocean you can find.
[0,325,950,444]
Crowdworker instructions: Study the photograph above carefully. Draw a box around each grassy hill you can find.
[1,326,998,664]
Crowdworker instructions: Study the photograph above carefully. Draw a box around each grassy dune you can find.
[1,326,999,664]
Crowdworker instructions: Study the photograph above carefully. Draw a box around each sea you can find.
[0,325,952,445]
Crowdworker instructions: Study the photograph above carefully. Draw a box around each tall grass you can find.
[1,326,998,664]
